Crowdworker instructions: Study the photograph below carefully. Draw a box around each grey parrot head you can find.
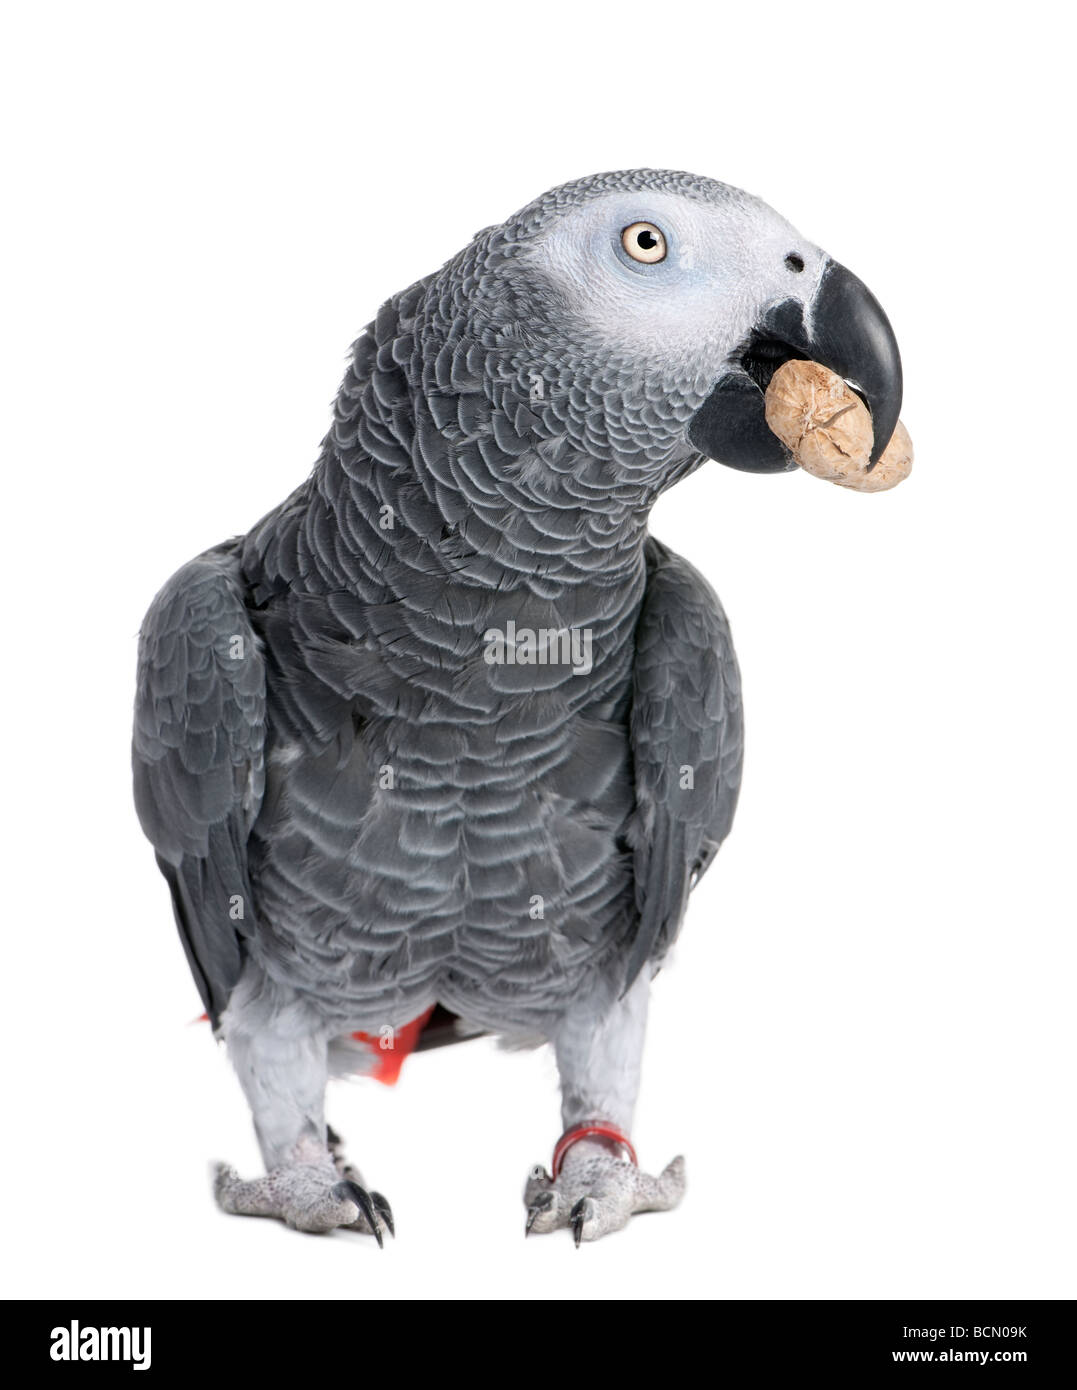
[423,169,902,503]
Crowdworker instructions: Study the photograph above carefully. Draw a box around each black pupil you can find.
[785,252,805,272]
[637,228,658,250]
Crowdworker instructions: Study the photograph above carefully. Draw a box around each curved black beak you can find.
[688,260,903,472]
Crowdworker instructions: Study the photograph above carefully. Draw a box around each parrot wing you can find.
[625,536,744,987]
[132,542,266,1026]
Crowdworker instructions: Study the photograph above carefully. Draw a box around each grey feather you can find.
[134,170,771,1040]
[133,542,266,1025]
[624,538,743,988]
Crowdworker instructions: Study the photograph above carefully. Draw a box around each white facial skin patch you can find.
[523,186,828,381]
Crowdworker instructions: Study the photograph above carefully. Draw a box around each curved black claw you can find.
[525,1190,555,1236]
[333,1178,384,1248]
[369,1191,395,1239]
[570,1198,588,1249]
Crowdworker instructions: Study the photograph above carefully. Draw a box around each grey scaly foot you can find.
[214,1134,391,1240]
[524,1137,685,1244]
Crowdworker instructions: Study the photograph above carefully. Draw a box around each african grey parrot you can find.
[133,169,902,1243]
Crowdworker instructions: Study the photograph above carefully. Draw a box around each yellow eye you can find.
[621,222,667,264]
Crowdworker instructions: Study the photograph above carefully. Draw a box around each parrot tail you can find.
[328,1005,486,1085]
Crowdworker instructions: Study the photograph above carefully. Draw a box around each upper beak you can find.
[687,260,903,472]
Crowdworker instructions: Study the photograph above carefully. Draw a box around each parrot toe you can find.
[524,1187,563,1236]
[569,1196,594,1247]
[522,1143,686,1244]
[368,1191,395,1237]
[331,1179,385,1247]
[213,1157,392,1240]
[326,1125,393,1240]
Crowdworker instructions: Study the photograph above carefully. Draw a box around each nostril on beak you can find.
[785,253,805,273]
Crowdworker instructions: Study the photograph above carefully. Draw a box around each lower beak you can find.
[687,260,904,472]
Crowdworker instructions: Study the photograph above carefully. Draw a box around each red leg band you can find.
[552,1122,638,1178]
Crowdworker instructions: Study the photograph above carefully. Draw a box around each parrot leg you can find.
[524,972,686,1243]
[211,968,392,1240]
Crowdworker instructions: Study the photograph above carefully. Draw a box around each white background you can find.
[2,0,1074,1301]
